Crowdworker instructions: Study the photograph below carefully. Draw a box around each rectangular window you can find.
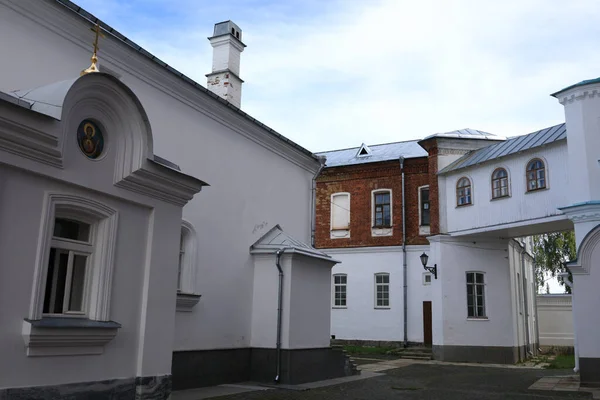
[331,193,350,230]
[374,191,391,228]
[420,187,430,226]
[466,272,486,318]
[43,218,92,316]
[177,230,185,292]
[375,273,390,308]
[333,274,347,307]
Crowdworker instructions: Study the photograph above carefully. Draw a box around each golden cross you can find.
[91,24,105,56]
[81,24,105,76]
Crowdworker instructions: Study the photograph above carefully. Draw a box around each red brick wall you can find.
[314,158,431,249]
[427,146,440,235]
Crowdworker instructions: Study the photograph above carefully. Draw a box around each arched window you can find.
[526,159,546,191]
[456,177,472,206]
[491,168,509,199]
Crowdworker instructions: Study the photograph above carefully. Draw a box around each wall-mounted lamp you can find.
[420,252,437,279]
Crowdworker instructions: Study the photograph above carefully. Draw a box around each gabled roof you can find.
[439,123,566,174]
[316,140,427,168]
[422,128,505,141]
[250,225,340,263]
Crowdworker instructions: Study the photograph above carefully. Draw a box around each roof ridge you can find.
[316,138,422,154]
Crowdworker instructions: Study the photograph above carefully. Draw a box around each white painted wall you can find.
[326,246,431,343]
[537,295,574,346]
[441,142,569,235]
[0,0,321,354]
[429,237,515,347]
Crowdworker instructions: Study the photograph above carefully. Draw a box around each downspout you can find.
[520,246,532,356]
[310,156,327,247]
[559,272,578,373]
[274,249,285,383]
[399,156,408,347]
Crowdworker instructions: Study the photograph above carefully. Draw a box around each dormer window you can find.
[356,143,371,157]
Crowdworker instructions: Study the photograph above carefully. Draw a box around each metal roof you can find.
[250,225,340,263]
[439,123,566,174]
[552,77,600,98]
[422,128,505,141]
[316,140,427,168]
[51,0,319,163]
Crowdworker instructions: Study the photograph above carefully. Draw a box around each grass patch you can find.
[343,345,396,355]
[545,354,575,370]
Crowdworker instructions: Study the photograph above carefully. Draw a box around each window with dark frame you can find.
[491,168,509,198]
[374,191,391,228]
[456,177,472,206]
[333,274,347,307]
[526,159,546,191]
[466,272,486,318]
[177,229,186,292]
[43,218,92,316]
[420,187,430,225]
[375,273,390,307]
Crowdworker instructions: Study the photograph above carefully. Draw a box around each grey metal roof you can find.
[422,128,505,141]
[250,225,340,263]
[8,79,77,119]
[316,140,427,168]
[51,0,318,163]
[439,123,566,174]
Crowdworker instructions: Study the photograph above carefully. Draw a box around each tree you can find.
[532,231,576,294]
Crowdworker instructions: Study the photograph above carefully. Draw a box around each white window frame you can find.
[44,220,94,318]
[30,193,118,321]
[466,271,487,319]
[422,272,432,285]
[330,192,350,239]
[371,189,393,237]
[418,185,430,236]
[176,220,201,312]
[374,273,390,309]
[332,273,347,308]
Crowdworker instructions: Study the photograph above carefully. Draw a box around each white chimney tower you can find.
[206,21,246,108]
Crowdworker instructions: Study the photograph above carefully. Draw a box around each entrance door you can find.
[423,301,432,346]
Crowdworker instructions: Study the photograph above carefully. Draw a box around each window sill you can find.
[332,306,347,309]
[490,195,510,201]
[22,317,121,356]
[374,307,391,310]
[176,292,202,312]
[525,187,548,194]
[456,203,473,208]
[371,227,393,237]
[330,229,350,239]
[419,225,430,236]
[467,317,489,321]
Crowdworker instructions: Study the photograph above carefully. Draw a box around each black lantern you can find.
[420,252,437,279]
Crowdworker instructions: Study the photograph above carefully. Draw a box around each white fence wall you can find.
[537,294,574,347]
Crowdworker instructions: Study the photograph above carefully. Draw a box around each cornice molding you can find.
[555,83,600,105]
[559,202,600,224]
[438,148,471,156]
[7,0,320,174]
[0,113,62,167]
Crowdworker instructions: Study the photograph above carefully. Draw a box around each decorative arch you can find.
[62,72,154,185]
[567,224,600,275]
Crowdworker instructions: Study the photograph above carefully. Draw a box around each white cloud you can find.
[77,0,600,152]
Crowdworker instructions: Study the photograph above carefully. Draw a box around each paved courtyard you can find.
[210,364,593,400]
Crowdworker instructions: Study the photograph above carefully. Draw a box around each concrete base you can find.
[0,375,171,400]
[580,358,600,388]
[433,345,523,364]
[331,339,424,348]
[172,347,356,390]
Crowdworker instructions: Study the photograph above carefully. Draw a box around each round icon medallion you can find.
[77,120,104,159]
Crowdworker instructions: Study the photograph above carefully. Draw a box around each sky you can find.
[74,0,600,153]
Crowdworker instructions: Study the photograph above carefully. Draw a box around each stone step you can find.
[397,354,432,360]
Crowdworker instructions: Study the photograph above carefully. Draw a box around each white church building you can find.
[1,0,600,398]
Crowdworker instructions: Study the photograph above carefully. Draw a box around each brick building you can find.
[314,130,501,346]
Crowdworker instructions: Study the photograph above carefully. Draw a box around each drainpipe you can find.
[559,272,578,373]
[274,249,285,383]
[520,246,532,356]
[310,156,327,247]
[399,156,408,347]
